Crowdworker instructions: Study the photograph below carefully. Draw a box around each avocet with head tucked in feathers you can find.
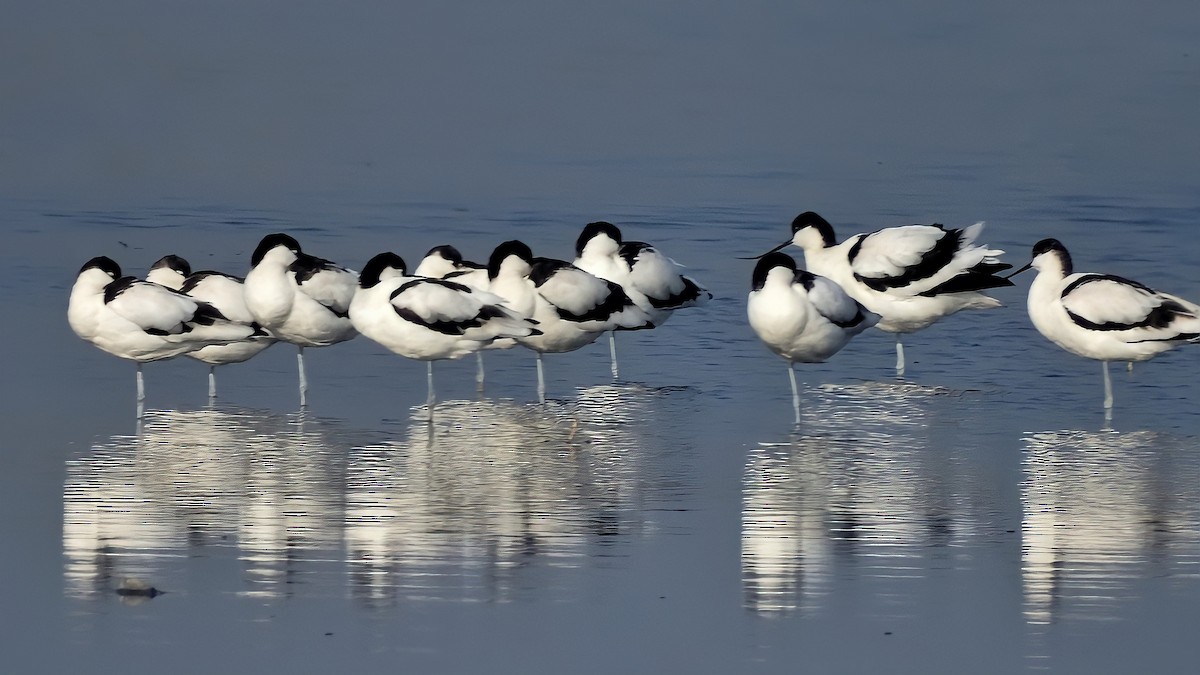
[414,244,498,387]
[1010,238,1200,411]
[574,221,711,378]
[147,255,277,399]
[68,256,260,415]
[748,252,880,423]
[486,240,651,401]
[243,233,358,406]
[350,252,541,406]
[754,211,1013,376]
[414,245,489,287]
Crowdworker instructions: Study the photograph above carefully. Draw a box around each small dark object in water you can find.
[116,586,162,598]
[116,579,163,598]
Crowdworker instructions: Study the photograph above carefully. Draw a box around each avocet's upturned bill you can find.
[486,239,652,401]
[1011,238,1200,410]
[147,255,277,398]
[754,211,1013,375]
[747,252,879,423]
[349,252,541,406]
[243,233,358,406]
[68,256,259,414]
[574,221,711,378]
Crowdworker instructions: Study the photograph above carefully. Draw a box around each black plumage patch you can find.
[189,302,230,326]
[103,276,139,304]
[618,241,650,269]
[528,258,574,287]
[291,253,340,284]
[389,281,485,336]
[646,277,710,309]
[180,271,242,293]
[853,225,968,291]
[1063,274,1192,331]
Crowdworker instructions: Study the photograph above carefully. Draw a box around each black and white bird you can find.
[414,245,489,288]
[349,252,541,406]
[486,240,652,401]
[754,211,1012,376]
[1010,238,1200,410]
[68,256,259,415]
[146,255,277,399]
[573,221,711,378]
[413,244,499,387]
[243,233,358,406]
[747,252,880,423]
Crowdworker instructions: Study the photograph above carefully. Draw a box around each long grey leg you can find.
[536,352,546,404]
[1102,361,1113,410]
[208,366,217,400]
[895,336,906,377]
[609,331,619,379]
[787,362,800,425]
[297,346,308,407]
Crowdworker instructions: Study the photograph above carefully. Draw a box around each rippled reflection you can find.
[345,384,684,608]
[63,408,366,599]
[64,385,692,607]
[1021,429,1200,625]
[742,382,985,615]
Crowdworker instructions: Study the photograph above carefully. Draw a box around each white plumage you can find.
[573,221,711,377]
[243,233,358,406]
[1014,238,1200,409]
[350,252,541,405]
[68,256,258,413]
[747,252,879,422]
[764,211,1013,375]
[147,255,277,398]
[485,240,651,400]
[413,244,503,387]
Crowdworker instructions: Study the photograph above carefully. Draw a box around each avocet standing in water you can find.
[68,256,259,416]
[349,251,541,407]
[413,244,502,387]
[747,252,879,423]
[752,211,1012,376]
[147,255,277,399]
[1010,238,1200,411]
[243,233,358,407]
[486,240,651,401]
[574,221,711,378]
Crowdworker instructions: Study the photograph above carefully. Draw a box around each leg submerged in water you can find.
[787,362,800,425]
[609,331,619,380]
[297,346,308,407]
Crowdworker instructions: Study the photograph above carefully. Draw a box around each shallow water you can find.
[6,2,1200,673]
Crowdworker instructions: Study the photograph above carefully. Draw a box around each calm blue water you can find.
[4,3,1200,673]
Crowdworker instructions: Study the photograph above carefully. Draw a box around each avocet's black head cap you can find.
[251,233,302,266]
[80,256,121,278]
[424,245,463,264]
[1032,238,1071,273]
[488,240,534,279]
[359,252,407,288]
[1031,238,1067,257]
[575,221,623,257]
[791,211,836,246]
[751,251,798,291]
[150,254,191,277]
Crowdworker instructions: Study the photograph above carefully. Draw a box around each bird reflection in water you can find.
[1021,428,1200,626]
[63,407,373,600]
[742,382,986,615]
[344,383,678,608]
[64,384,693,607]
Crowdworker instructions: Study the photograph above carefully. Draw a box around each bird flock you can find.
[68,223,711,417]
[69,212,1200,421]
